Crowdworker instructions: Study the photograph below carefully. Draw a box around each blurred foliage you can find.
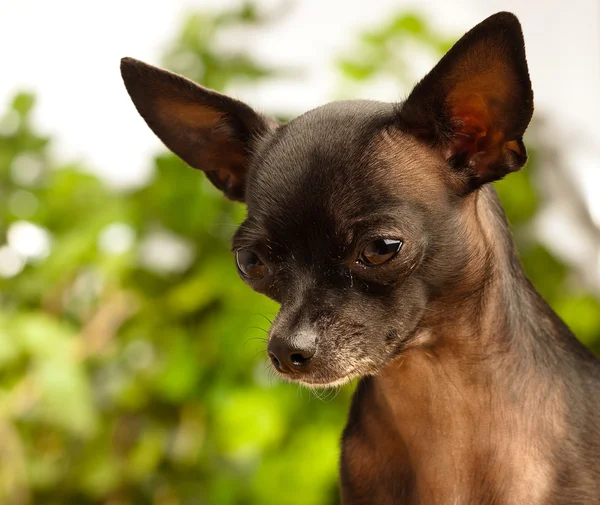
[162,3,278,89]
[0,3,599,505]
[338,13,454,85]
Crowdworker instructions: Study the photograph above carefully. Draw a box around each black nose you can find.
[267,334,316,374]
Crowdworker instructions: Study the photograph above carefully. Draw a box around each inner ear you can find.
[120,57,279,201]
[398,12,533,190]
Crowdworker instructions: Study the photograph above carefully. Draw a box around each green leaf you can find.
[12,93,36,117]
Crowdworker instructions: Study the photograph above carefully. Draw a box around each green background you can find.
[1,4,599,505]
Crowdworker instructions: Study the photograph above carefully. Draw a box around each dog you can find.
[121,11,600,504]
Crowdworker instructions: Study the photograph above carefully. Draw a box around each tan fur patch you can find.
[373,129,451,206]
[155,99,225,130]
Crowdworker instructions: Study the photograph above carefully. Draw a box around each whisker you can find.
[251,348,267,362]
[244,325,269,334]
[253,314,273,326]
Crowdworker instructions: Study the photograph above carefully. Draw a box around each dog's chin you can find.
[296,374,357,389]
[274,364,376,389]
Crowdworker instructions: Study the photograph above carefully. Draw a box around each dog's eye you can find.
[236,249,266,279]
[359,239,402,266]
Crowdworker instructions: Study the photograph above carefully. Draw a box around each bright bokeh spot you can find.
[139,229,195,274]
[97,222,136,255]
[10,152,44,186]
[0,245,25,278]
[7,221,52,261]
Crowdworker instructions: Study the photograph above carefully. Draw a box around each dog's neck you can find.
[368,185,569,502]
[407,184,570,356]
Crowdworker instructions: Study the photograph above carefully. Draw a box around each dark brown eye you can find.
[359,239,402,265]
[236,250,266,279]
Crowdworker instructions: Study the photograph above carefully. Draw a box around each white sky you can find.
[0,0,597,178]
[0,0,599,226]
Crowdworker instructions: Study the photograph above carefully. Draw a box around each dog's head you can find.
[121,12,533,387]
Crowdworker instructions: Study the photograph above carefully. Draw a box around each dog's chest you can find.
[339,372,555,505]
[340,430,552,505]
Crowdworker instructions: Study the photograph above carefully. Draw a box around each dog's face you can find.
[234,103,461,386]
[121,12,533,387]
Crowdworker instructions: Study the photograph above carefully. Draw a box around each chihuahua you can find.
[121,12,600,505]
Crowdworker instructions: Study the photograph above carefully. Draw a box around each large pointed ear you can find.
[120,57,278,201]
[398,12,534,191]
